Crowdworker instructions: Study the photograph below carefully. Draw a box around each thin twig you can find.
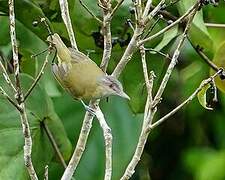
[149,69,223,130]
[120,106,156,180]
[112,0,166,78]
[205,23,225,28]
[144,0,165,25]
[140,45,152,101]
[152,6,199,107]
[61,101,97,180]
[44,165,48,180]
[188,39,219,72]
[59,0,78,50]
[8,0,38,179]
[24,51,50,101]
[145,48,172,60]
[42,120,67,169]
[100,1,112,72]
[95,107,112,180]
[140,0,200,45]
[0,56,17,92]
[79,0,103,24]
[142,0,152,19]
[150,5,178,21]
[110,0,125,17]
[0,86,22,112]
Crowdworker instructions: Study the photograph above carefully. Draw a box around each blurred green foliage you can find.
[0,0,225,180]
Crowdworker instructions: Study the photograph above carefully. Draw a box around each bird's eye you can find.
[109,84,113,88]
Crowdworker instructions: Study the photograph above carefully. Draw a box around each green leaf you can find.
[0,0,49,41]
[210,41,225,93]
[0,74,71,179]
[197,83,213,110]
[177,0,213,52]
[154,25,179,52]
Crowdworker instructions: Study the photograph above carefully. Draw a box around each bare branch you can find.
[44,165,49,180]
[112,0,167,78]
[112,28,141,78]
[100,1,112,72]
[144,0,165,25]
[120,44,157,180]
[150,69,223,129]
[140,1,200,45]
[43,120,67,169]
[153,7,198,107]
[24,51,50,101]
[0,86,22,112]
[110,0,125,17]
[140,45,152,101]
[59,0,78,50]
[142,0,152,19]
[120,106,156,180]
[188,39,219,72]
[61,101,97,180]
[8,0,38,179]
[96,107,112,180]
[0,56,16,92]
[205,23,225,28]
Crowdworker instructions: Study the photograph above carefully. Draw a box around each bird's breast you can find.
[61,61,105,100]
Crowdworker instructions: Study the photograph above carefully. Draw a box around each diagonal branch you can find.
[139,0,201,45]
[79,0,103,24]
[61,101,97,180]
[0,56,16,92]
[152,7,199,107]
[59,0,78,50]
[149,69,224,130]
[24,51,50,101]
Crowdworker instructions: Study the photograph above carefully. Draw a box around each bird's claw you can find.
[80,100,96,115]
[84,105,96,116]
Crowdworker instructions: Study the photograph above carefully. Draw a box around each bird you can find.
[47,33,130,113]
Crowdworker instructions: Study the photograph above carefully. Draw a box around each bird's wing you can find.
[68,48,91,63]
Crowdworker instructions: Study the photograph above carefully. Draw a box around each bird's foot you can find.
[80,100,96,115]
[84,105,96,115]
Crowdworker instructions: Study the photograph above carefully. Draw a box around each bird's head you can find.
[97,75,130,100]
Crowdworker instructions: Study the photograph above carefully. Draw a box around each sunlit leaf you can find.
[177,0,213,52]
[210,41,225,93]
[154,25,179,52]
[197,83,213,110]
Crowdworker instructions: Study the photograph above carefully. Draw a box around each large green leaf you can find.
[177,0,214,52]
[154,25,179,52]
[0,74,71,179]
[0,0,50,41]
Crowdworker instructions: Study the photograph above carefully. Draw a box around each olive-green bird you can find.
[47,33,129,112]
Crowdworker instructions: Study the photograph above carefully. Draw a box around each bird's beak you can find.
[118,91,130,100]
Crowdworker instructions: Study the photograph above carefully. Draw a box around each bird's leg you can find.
[80,100,96,115]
